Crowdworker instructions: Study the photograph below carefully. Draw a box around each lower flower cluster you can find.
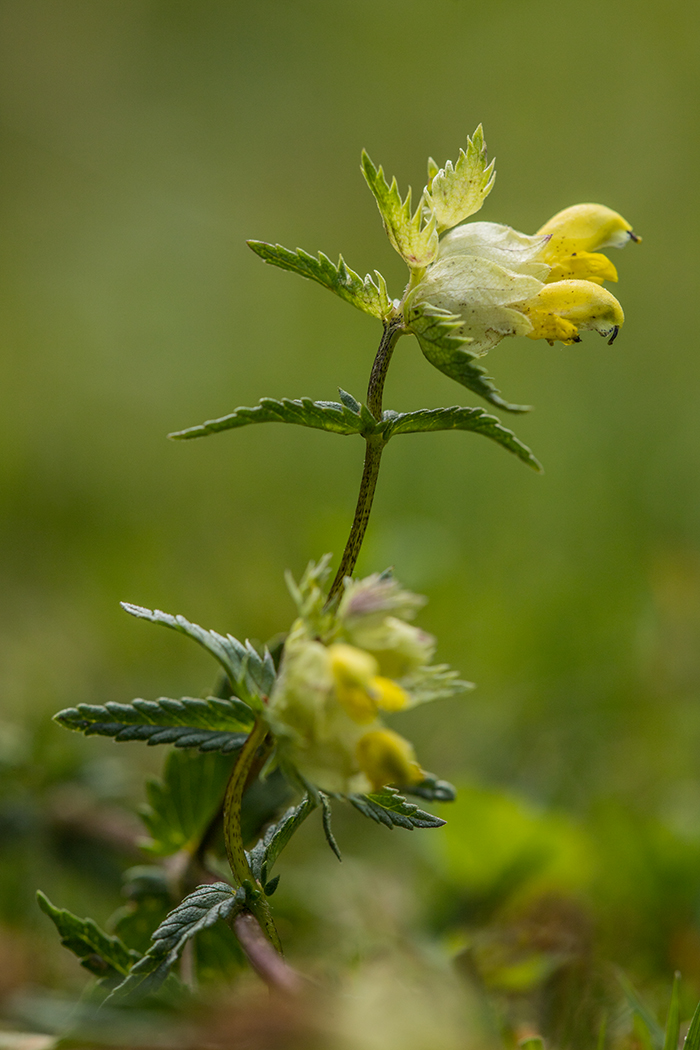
[267,561,469,795]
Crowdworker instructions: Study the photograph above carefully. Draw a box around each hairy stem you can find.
[223,719,282,952]
[328,321,402,601]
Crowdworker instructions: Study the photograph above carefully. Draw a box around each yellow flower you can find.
[408,206,638,351]
[537,203,640,285]
[266,564,467,795]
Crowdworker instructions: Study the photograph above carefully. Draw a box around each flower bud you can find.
[356,729,424,792]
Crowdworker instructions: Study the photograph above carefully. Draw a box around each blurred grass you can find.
[1,0,700,1019]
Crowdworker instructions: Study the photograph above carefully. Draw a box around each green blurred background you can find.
[1,0,700,1022]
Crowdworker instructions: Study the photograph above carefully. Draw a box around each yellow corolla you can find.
[517,280,625,346]
[408,204,638,351]
[537,203,641,285]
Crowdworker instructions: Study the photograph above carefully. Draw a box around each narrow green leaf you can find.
[664,973,681,1050]
[426,125,496,233]
[54,695,253,754]
[519,1039,545,1050]
[247,241,391,319]
[361,151,438,269]
[407,303,529,414]
[683,994,700,1050]
[618,971,665,1050]
[168,396,371,441]
[37,892,140,980]
[247,795,317,883]
[140,749,236,856]
[382,405,541,471]
[120,604,274,709]
[348,787,445,830]
[320,793,342,861]
[107,883,240,1004]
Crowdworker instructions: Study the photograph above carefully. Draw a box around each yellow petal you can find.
[545,251,618,285]
[371,675,410,712]
[537,203,639,258]
[329,643,379,724]
[518,280,624,346]
[356,729,423,791]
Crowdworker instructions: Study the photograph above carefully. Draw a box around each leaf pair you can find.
[169,391,541,472]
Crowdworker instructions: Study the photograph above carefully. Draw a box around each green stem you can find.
[223,719,282,952]
[327,321,402,601]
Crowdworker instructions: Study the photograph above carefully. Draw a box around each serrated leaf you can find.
[348,786,445,830]
[426,125,496,233]
[361,151,438,270]
[120,604,275,709]
[54,695,254,754]
[407,304,529,414]
[247,795,317,883]
[141,749,236,856]
[168,396,373,442]
[37,892,140,980]
[247,241,391,319]
[407,773,457,803]
[107,883,240,1004]
[663,973,681,1050]
[382,405,541,471]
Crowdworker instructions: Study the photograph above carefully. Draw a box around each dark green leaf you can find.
[664,973,681,1050]
[54,695,253,754]
[320,793,342,861]
[407,773,457,803]
[247,795,317,883]
[120,604,274,709]
[168,395,372,441]
[247,240,391,319]
[382,405,541,471]
[107,883,240,1004]
[407,303,529,414]
[141,749,235,856]
[37,892,140,980]
[348,787,446,830]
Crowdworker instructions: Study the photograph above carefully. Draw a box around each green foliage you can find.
[247,794,317,886]
[320,793,342,861]
[426,125,496,232]
[141,748,236,856]
[684,993,700,1050]
[121,604,275,710]
[111,867,173,956]
[169,390,538,471]
[107,883,241,1004]
[348,787,446,830]
[361,150,438,269]
[246,240,391,319]
[407,303,529,413]
[169,394,376,441]
[408,773,457,803]
[382,405,541,470]
[37,892,140,981]
[619,972,666,1050]
[54,696,253,753]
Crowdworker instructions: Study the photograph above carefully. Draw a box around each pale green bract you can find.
[361,150,439,270]
[425,125,496,234]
